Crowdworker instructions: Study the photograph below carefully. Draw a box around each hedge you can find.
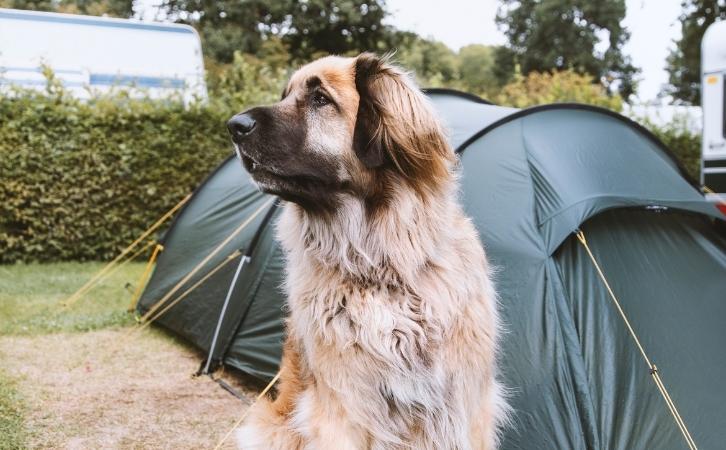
[0,89,236,263]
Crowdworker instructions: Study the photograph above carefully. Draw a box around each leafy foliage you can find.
[393,35,506,100]
[457,44,501,98]
[160,0,393,63]
[0,86,234,263]
[664,0,726,105]
[395,32,462,87]
[283,0,394,60]
[1,0,133,17]
[642,118,702,181]
[496,0,638,99]
[206,47,290,111]
[495,68,623,111]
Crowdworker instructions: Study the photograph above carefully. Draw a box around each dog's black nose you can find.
[227,114,256,140]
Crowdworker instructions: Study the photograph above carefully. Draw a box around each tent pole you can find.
[202,254,250,374]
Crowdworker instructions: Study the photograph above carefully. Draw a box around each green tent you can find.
[137,89,726,449]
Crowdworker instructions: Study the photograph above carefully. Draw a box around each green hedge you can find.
[0,90,235,263]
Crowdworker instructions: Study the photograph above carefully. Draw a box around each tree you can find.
[160,0,394,64]
[496,0,638,100]
[3,0,133,17]
[283,0,394,60]
[664,0,726,105]
[457,44,500,98]
[394,32,460,87]
[161,0,293,63]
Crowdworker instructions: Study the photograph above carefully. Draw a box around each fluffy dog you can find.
[227,53,507,450]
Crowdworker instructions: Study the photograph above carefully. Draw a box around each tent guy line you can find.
[106,198,274,358]
[576,229,698,450]
[60,192,191,308]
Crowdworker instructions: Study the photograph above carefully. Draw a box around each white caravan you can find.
[0,8,206,101]
[702,19,726,204]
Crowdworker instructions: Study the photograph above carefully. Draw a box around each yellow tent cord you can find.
[110,250,242,356]
[139,250,241,331]
[127,243,164,312]
[138,198,274,324]
[60,193,192,307]
[109,197,273,354]
[575,230,697,450]
[213,371,281,450]
[61,239,156,308]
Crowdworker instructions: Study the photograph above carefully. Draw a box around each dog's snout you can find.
[227,113,256,140]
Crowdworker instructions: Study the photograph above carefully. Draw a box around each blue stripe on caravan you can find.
[0,76,185,89]
[89,74,185,89]
[0,9,194,34]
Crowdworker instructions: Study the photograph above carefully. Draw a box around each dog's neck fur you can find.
[277,173,458,287]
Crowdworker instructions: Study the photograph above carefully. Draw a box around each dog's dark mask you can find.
[227,98,341,210]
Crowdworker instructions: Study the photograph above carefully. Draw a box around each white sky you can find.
[135,0,684,102]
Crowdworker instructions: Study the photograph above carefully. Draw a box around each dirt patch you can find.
[0,328,255,449]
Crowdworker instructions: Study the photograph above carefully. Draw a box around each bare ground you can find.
[0,328,256,449]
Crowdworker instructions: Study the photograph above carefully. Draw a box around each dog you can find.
[227,53,508,450]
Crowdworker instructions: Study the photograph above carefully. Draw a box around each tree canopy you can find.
[496,0,638,100]
[664,0,725,105]
[159,0,394,63]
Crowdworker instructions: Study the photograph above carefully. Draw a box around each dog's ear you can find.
[353,53,389,169]
[353,53,453,183]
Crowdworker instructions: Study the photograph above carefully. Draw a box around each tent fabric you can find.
[137,89,726,449]
[136,157,275,354]
[553,209,726,450]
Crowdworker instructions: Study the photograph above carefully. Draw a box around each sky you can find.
[135,0,685,103]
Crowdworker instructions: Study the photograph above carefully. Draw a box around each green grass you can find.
[0,261,145,336]
[0,369,27,450]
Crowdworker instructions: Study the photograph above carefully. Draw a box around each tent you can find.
[137,89,726,449]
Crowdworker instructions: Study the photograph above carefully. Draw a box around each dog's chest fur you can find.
[274,193,497,445]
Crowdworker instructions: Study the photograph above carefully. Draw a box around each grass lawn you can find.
[0,369,26,450]
[0,261,144,449]
[0,261,145,335]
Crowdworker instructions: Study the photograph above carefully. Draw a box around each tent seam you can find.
[550,255,602,450]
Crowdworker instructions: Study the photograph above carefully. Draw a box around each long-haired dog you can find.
[227,53,507,450]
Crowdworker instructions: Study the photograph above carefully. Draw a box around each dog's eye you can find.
[311,92,330,107]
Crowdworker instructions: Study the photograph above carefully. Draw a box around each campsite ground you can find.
[0,263,254,449]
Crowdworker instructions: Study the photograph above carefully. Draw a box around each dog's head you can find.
[227,53,454,211]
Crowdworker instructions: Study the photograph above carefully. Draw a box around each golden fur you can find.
[235,53,508,450]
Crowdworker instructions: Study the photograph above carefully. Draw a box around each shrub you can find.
[0,87,235,263]
[641,117,702,182]
[495,69,623,111]
[206,46,290,111]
